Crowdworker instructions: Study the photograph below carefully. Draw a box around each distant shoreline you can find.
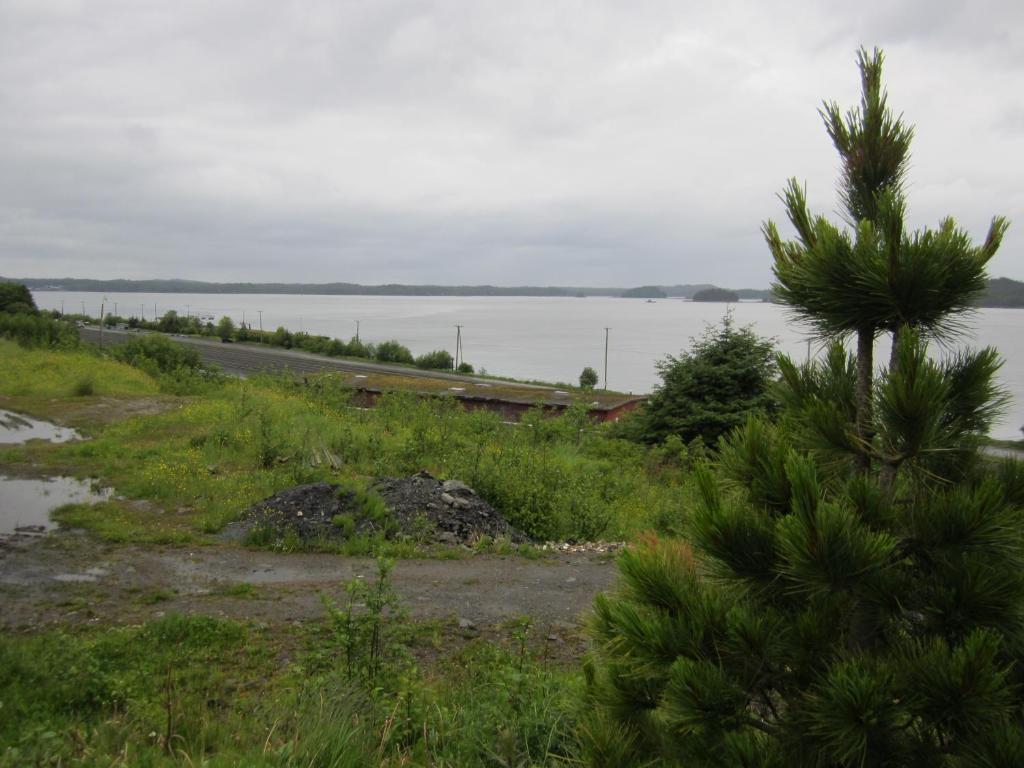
[6,276,769,301]
[8,275,1024,307]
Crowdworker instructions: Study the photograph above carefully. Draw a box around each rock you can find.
[442,479,474,496]
[458,617,476,629]
[374,474,528,545]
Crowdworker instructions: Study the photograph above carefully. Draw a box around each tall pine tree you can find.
[582,48,1021,767]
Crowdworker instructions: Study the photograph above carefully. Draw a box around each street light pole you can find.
[604,327,610,391]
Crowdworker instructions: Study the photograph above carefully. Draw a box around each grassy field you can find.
[0,341,693,546]
[0,577,585,767]
[0,340,694,764]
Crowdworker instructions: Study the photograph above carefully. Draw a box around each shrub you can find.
[415,349,453,370]
[0,313,78,348]
[375,339,415,364]
[156,310,184,333]
[0,281,38,315]
[345,337,373,358]
[111,333,204,375]
[456,361,475,374]
[270,326,293,348]
[71,377,95,396]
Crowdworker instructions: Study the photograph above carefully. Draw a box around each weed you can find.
[71,376,95,396]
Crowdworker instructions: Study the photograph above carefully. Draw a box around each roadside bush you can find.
[110,334,222,394]
[0,313,78,349]
[375,339,415,364]
[415,349,453,370]
[345,337,373,358]
[112,334,203,375]
[156,310,185,333]
[271,326,293,348]
[456,361,474,374]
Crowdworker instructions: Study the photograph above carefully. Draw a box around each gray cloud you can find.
[1,0,1021,286]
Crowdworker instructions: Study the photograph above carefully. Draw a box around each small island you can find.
[691,287,739,302]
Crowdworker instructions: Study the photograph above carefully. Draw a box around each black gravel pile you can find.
[222,473,527,546]
[374,471,528,545]
[220,482,362,542]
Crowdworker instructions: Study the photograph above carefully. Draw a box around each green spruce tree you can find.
[582,48,1022,767]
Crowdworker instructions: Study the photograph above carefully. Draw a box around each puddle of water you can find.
[0,410,79,444]
[0,475,111,536]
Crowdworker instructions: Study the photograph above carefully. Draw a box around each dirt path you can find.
[0,535,620,638]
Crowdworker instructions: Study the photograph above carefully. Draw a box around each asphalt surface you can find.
[79,326,554,386]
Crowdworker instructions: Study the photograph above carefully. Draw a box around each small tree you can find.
[157,311,183,334]
[270,326,292,348]
[216,315,235,341]
[0,282,38,315]
[637,312,777,445]
[579,366,599,389]
[583,48,1020,767]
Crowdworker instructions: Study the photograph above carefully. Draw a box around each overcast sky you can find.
[2,0,1022,287]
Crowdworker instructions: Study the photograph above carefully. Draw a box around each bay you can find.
[33,291,1024,440]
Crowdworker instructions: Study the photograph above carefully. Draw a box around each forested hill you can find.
[7,276,1023,304]
[7,277,771,299]
[983,277,1024,307]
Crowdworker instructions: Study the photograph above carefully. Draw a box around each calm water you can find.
[34,291,1024,439]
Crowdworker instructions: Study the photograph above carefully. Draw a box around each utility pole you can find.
[604,327,611,391]
[258,310,263,337]
[186,304,190,319]
[140,303,145,321]
[454,325,463,370]
[113,302,118,317]
[242,310,246,328]
[81,301,85,315]
[99,297,106,348]
[355,320,360,342]
[60,300,64,316]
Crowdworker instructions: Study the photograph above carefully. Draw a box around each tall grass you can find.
[0,610,583,767]
[0,339,158,399]
[0,343,693,541]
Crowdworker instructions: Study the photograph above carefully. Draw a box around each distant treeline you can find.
[10,275,1024,305]
[8,276,771,300]
[982,278,1024,308]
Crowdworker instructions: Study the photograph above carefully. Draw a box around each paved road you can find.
[79,326,553,388]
